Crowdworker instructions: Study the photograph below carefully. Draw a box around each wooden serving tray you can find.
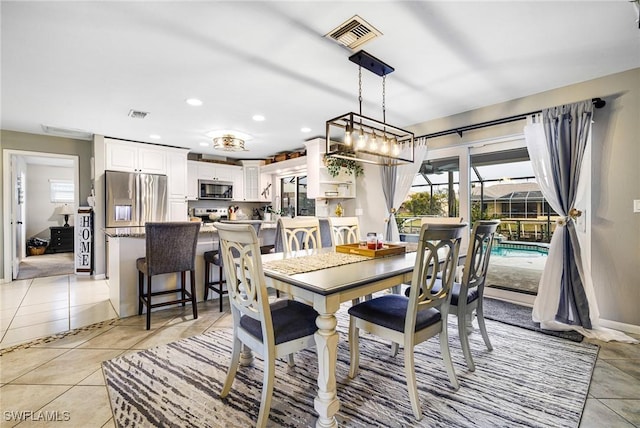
[335,243,406,258]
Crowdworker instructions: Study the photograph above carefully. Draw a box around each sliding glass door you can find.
[407,138,550,303]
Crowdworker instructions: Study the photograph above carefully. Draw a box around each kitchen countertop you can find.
[103,224,217,238]
[103,220,276,238]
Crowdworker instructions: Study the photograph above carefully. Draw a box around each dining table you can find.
[259,247,418,428]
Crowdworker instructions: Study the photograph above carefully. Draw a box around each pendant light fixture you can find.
[325,50,415,165]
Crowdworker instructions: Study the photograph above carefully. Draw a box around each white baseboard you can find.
[484,288,535,307]
[598,318,640,335]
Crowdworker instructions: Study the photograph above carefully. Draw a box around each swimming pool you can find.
[491,242,548,258]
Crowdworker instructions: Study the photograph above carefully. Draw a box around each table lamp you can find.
[59,204,74,227]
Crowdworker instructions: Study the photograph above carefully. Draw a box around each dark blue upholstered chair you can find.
[348,223,467,420]
[136,222,200,330]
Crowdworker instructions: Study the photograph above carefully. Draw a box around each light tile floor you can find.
[1,275,116,349]
[0,275,638,427]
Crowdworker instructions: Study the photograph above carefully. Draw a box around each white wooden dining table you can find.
[260,248,417,428]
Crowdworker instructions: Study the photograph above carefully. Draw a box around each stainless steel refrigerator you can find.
[105,170,167,228]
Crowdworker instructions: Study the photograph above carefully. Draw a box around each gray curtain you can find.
[381,165,396,241]
[542,100,593,328]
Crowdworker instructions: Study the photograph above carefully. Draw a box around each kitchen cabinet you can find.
[196,162,238,182]
[168,199,188,221]
[167,149,189,199]
[187,160,243,201]
[240,160,272,202]
[304,138,356,200]
[166,148,189,221]
[105,139,166,174]
[49,227,74,253]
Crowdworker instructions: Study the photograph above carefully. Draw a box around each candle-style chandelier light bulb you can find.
[368,132,378,150]
[369,133,378,151]
[344,123,352,146]
[357,127,367,148]
[380,139,389,154]
[389,136,399,156]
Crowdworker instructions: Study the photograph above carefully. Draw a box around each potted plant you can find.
[323,154,364,178]
[261,206,281,221]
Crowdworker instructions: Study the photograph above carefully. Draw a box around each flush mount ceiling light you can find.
[325,50,414,166]
[212,134,248,152]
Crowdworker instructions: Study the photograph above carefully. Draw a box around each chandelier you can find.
[213,134,247,152]
[326,50,414,166]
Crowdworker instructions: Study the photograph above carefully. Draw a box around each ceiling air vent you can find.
[128,109,149,119]
[325,15,382,50]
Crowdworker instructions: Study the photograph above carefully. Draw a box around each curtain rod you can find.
[417,97,606,140]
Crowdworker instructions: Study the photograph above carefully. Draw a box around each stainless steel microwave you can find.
[198,179,234,200]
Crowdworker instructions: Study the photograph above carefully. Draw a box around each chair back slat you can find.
[278,217,323,253]
[145,222,200,276]
[215,222,272,327]
[406,223,466,332]
[328,216,360,246]
[462,220,500,291]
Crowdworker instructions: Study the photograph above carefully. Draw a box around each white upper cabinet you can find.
[196,162,238,182]
[105,139,166,174]
[240,160,271,202]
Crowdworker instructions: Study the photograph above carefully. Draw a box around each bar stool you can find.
[136,222,200,330]
[204,221,262,312]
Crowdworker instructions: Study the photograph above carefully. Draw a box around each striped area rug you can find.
[103,309,598,427]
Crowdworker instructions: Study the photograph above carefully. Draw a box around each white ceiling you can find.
[2,1,639,160]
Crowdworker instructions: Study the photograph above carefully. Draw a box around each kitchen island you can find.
[104,221,276,318]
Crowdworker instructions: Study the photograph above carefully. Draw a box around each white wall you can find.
[25,164,74,239]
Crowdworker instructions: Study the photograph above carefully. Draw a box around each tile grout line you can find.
[0,278,34,344]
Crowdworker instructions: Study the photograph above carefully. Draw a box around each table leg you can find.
[314,313,340,428]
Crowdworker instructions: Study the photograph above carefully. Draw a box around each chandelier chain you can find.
[358,66,363,115]
[382,75,386,124]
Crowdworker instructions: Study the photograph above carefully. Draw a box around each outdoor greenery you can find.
[400,191,448,217]
[396,191,495,233]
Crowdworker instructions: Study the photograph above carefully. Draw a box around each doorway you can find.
[2,150,79,281]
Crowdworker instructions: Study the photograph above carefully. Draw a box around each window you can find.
[50,179,74,203]
[280,175,315,217]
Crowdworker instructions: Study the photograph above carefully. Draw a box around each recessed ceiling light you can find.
[252,114,265,121]
[301,127,311,133]
[186,98,203,106]
[149,134,161,139]
[199,142,209,147]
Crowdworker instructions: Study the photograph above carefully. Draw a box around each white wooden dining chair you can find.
[348,223,467,420]
[402,220,500,371]
[449,220,500,371]
[327,216,360,246]
[277,216,323,254]
[215,222,318,428]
